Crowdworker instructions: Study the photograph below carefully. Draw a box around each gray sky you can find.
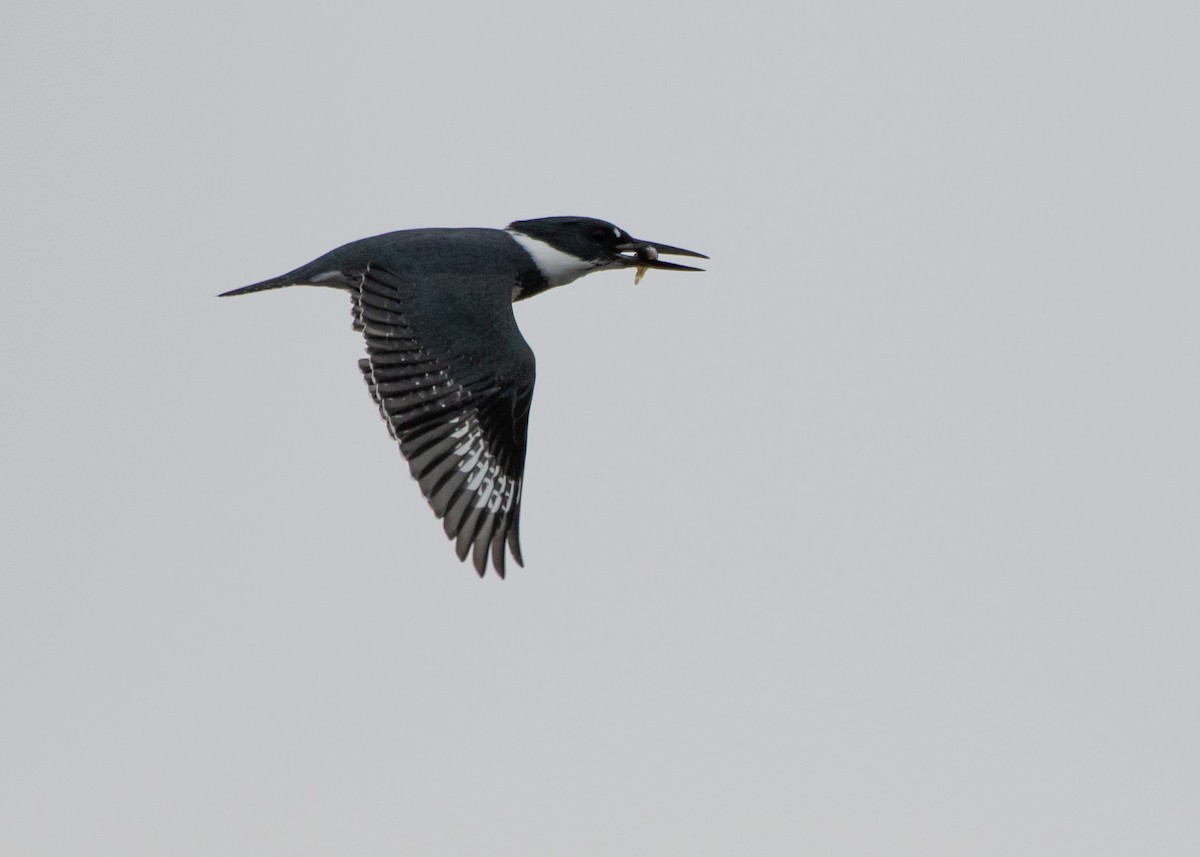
[3,1,1198,854]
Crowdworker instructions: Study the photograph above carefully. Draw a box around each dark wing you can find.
[350,265,535,578]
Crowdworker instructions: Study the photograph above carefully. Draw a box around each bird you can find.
[220,216,707,577]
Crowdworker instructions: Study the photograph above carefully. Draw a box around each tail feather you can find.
[219,266,356,297]
[218,276,297,298]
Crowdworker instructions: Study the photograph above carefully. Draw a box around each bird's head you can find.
[506,216,707,290]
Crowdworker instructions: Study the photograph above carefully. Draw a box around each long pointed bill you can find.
[616,239,708,283]
[638,240,709,260]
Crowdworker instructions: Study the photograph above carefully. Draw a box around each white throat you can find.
[506,229,602,288]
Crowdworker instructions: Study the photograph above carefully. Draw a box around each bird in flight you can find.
[221,216,706,577]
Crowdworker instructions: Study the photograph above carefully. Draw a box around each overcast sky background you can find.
[3,2,1198,854]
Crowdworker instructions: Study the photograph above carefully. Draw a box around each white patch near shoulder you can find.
[506,230,598,288]
[310,270,352,286]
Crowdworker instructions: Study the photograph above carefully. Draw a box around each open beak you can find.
[615,239,708,273]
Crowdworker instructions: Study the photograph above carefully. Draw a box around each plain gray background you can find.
[3,1,1197,854]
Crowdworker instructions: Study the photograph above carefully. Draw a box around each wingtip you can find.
[491,535,507,579]
[471,537,489,577]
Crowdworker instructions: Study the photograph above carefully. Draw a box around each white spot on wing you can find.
[442,414,519,515]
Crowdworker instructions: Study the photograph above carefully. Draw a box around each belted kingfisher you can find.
[220,216,706,577]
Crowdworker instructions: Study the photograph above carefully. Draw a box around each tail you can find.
[218,275,297,298]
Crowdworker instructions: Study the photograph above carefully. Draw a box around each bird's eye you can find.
[589,226,613,243]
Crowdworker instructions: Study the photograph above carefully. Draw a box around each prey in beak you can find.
[614,237,708,284]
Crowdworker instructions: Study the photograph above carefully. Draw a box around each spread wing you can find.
[350,265,535,577]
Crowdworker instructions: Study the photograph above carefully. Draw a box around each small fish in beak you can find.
[615,236,707,284]
[633,245,659,285]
